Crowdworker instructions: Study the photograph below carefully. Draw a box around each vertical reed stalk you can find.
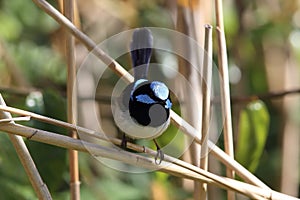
[199,24,213,199]
[176,3,203,198]
[215,0,235,199]
[63,0,80,199]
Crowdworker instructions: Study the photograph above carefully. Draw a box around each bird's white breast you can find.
[112,97,170,139]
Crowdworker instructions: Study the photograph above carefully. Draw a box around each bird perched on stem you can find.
[112,28,172,164]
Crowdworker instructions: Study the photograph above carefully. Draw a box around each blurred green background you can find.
[0,0,299,199]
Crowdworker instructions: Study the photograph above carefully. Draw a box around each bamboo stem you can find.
[199,24,213,199]
[0,95,52,200]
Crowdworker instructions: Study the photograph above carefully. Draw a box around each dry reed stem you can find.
[215,10,235,165]
[176,4,202,199]
[216,25,235,190]
[0,116,31,123]
[0,95,52,200]
[215,0,235,199]
[0,122,299,200]
[32,0,267,189]
[0,105,294,200]
[63,0,80,199]
[0,104,268,190]
[199,24,213,199]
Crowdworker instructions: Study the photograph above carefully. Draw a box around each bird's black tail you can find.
[130,28,153,80]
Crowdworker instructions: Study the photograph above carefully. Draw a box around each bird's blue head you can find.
[150,81,172,109]
[129,80,172,127]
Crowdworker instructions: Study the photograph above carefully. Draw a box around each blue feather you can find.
[135,94,156,104]
[165,99,172,109]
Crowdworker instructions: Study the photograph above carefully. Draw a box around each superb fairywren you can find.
[112,28,172,163]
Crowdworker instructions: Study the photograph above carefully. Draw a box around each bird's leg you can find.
[121,133,127,149]
[153,139,164,165]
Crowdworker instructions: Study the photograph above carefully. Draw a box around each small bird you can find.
[112,28,172,164]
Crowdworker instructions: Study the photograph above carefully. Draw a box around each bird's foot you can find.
[154,139,164,165]
[155,148,164,165]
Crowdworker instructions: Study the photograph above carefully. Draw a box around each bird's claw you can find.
[154,148,164,165]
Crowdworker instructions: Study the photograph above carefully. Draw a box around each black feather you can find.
[130,28,153,80]
[129,83,170,127]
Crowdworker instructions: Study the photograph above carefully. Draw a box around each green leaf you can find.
[236,100,270,173]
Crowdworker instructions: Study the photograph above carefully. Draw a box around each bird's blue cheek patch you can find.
[135,94,156,104]
[165,99,172,109]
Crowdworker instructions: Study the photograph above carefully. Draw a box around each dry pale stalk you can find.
[0,95,52,200]
[0,122,299,199]
[199,24,213,199]
[215,0,235,199]
[63,0,80,199]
